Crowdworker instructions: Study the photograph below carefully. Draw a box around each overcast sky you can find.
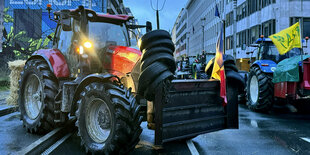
[124,0,188,33]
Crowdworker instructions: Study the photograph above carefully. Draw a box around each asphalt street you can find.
[0,90,310,154]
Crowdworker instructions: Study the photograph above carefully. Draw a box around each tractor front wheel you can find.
[18,59,60,133]
[246,66,273,112]
[76,82,142,154]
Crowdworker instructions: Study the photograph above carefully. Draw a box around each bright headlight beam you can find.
[79,46,84,54]
[84,41,92,48]
[137,39,142,48]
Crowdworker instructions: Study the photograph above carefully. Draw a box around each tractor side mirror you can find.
[60,10,72,31]
[146,21,152,33]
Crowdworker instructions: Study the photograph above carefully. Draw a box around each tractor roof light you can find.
[46,4,52,11]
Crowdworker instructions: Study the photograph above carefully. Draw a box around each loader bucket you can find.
[153,79,238,145]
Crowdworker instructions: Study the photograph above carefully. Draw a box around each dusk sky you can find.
[124,0,188,33]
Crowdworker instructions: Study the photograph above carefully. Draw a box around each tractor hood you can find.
[101,46,142,77]
[252,60,277,73]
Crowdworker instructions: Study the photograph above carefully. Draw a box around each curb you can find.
[0,106,18,117]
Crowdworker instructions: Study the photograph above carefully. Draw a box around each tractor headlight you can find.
[137,39,142,49]
[84,41,92,48]
[79,46,84,54]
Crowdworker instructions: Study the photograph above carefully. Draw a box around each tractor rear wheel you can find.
[18,59,59,133]
[76,82,142,154]
[246,66,273,112]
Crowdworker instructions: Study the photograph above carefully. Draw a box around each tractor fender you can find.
[226,70,245,88]
[252,60,277,73]
[71,73,116,115]
[27,49,70,78]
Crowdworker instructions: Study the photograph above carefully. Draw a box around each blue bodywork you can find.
[252,60,277,73]
[252,38,278,73]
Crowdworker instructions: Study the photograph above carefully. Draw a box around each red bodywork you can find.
[274,82,297,99]
[301,58,310,90]
[274,58,310,99]
[103,46,141,77]
[33,49,70,78]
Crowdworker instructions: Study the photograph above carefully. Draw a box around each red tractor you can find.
[18,6,242,154]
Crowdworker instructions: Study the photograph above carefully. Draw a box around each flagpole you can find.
[299,19,304,74]
[223,20,226,54]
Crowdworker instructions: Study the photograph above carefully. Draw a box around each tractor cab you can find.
[51,6,147,78]
[255,38,302,63]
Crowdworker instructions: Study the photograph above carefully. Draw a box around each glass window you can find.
[262,19,276,37]
[57,26,74,54]
[303,18,310,38]
[88,22,128,49]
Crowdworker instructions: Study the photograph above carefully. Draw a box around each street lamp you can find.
[201,17,206,54]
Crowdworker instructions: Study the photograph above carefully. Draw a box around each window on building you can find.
[236,30,248,48]
[262,19,276,37]
[226,36,233,50]
[248,0,257,15]
[291,17,310,38]
[237,2,247,21]
[225,12,233,27]
[304,18,310,38]
[250,25,262,44]
[262,0,276,8]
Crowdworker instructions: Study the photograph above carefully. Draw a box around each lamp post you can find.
[201,17,206,54]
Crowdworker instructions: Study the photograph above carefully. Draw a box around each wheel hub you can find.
[250,75,259,104]
[24,74,42,120]
[86,98,112,143]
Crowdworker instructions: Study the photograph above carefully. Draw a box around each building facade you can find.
[172,0,225,62]
[225,0,310,63]
[172,8,188,60]
[0,0,4,52]
[172,0,310,69]
[2,0,127,50]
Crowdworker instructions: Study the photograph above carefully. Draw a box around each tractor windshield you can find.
[88,22,129,49]
[259,42,302,63]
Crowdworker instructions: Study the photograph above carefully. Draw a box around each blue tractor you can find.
[246,37,303,112]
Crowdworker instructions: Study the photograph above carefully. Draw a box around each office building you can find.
[172,0,310,70]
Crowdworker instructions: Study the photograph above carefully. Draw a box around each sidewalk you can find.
[0,90,18,117]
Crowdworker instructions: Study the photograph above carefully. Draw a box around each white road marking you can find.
[300,137,310,143]
[41,133,72,155]
[186,140,199,155]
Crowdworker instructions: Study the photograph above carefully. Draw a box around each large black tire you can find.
[138,30,175,101]
[246,66,273,112]
[139,30,172,50]
[140,53,176,72]
[143,70,174,101]
[141,47,173,62]
[138,62,168,95]
[142,39,175,53]
[18,59,59,133]
[226,79,239,128]
[76,82,142,154]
